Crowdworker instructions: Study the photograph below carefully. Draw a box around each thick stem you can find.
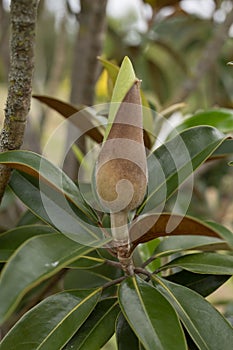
[111,211,129,242]
[110,211,134,275]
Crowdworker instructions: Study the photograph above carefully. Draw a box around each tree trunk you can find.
[0,0,10,79]
[63,0,108,179]
[0,0,39,203]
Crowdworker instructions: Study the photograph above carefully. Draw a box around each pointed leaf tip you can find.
[104,56,138,141]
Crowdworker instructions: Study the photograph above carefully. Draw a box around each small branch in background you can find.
[46,16,67,96]
[170,8,233,104]
[64,0,108,179]
[0,0,39,203]
[36,14,68,140]
[70,0,108,106]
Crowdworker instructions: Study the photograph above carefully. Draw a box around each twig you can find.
[134,267,152,278]
[102,276,127,290]
[105,259,122,269]
[141,255,157,269]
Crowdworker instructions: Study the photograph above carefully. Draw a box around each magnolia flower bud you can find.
[96,80,147,214]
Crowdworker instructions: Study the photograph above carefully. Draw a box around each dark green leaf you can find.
[205,221,233,250]
[138,239,161,272]
[68,250,104,269]
[0,233,95,324]
[166,270,230,297]
[0,289,101,350]
[139,126,225,214]
[116,313,142,350]
[153,277,233,350]
[118,275,187,350]
[17,210,43,226]
[9,171,107,246]
[0,150,96,220]
[64,298,119,350]
[0,225,57,262]
[161,252,233,274]
[211,138,233,158]
[153,235,227,258]
[64,259,123,290]
[91,261,123,280]
[64,269,110,290]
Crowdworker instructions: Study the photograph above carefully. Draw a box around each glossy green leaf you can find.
[153,277,233,350]
[91,258,123,280]
[116,313,144,350]
[118,275,187,350]
[65,257,123,290]
[161,252,233,274]
[17,210,43,226]
[0,225,57,261]
[153,235,227,258]
[0,233,95,324]
[205,221,233,249]
[138,239,161,272]
[68,250,104,269]
[33,94,103,143]
[176,109,233,133]
[9,171,106,246]
[0,150,95,220]
[64,298,119,350]
[64,269,110,290]
[0,289,101,350]
[211,138,233,158]
[104,56,137,141]
[139,126,225,214]
[129,213,224,252]
[166,270,230,297]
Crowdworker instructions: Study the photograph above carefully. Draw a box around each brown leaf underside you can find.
[129,214,222,251]
[33,95,152,148]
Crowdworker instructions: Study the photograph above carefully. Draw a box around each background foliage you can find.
[0,0,233,349]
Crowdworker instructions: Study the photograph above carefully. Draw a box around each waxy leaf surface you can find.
[118,275,187,350]
[0,289,101,349]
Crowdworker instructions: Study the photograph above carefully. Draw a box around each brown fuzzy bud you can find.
[96,80,148,214]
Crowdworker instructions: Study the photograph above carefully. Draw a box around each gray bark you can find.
[0,0,39,202]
